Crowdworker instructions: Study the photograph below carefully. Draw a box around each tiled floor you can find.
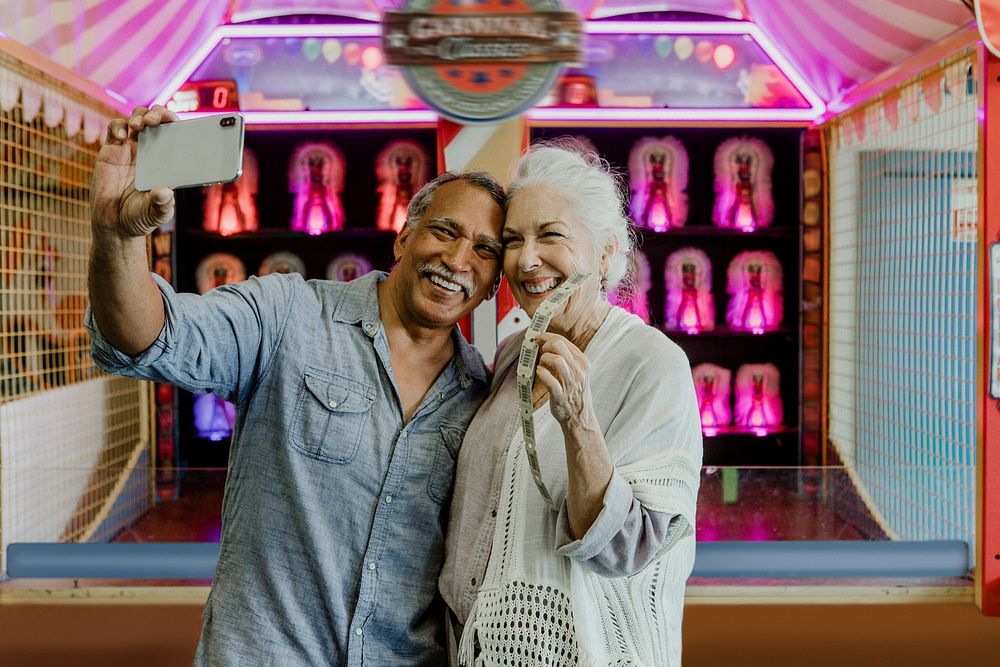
[114,466,875,545]
[695,467,871,541]
[114,469,227,544]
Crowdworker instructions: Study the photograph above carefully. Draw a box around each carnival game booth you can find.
[0,0,998,663]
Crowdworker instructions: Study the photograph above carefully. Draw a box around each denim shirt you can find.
[85,270,489,666]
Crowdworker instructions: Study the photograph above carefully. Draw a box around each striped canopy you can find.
[1,0,975,109]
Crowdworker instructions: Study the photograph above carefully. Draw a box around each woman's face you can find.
[502,185,604,320]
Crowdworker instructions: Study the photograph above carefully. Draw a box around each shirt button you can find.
[328,400,339,409]
[471,577,477,586]
[491,509,497,518]
[368,562,376,570]
[384,495,393,504]
[355,628,363,637]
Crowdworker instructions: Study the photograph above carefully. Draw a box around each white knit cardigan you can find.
[458,307,703,667]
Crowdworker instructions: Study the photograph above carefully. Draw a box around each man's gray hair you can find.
[406,171,506,230]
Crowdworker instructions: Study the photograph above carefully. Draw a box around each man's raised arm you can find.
[88,105,178,355]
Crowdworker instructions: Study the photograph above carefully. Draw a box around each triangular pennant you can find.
[0,71,21,112]
[922,70,944,113]
[21,84,41,123]
[883,90,901,131]
[43,94,64,128]
[866,105,880,138]
[902,85,921,122]
[944,63,966,102]
[84,113,104,145]
[64,105,83,139]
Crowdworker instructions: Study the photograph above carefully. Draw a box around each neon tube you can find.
[154,20,826,123]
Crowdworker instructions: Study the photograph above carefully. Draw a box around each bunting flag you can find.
[853,111,866,142]
[866,104,881,138]
[921,70,944,113]
[944,60,968,102]
[902,84,922,123]
[883,90,901,131]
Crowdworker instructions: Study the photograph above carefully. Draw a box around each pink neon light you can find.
[157,20,825,124]
[585,21,825,116]
[219,24,381,39]
[153,23,383,107]
[527,107,819,122]
[586,21,754,35]
[177,110,438,124]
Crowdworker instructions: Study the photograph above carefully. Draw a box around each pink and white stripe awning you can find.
[0,0,975,110]
[3,0,229,106]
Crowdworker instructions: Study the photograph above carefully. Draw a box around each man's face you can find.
[392,180,504,328]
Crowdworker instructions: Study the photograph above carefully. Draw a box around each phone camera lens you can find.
[220,117,235,127]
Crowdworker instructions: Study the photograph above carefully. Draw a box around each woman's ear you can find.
[600,236,620,279]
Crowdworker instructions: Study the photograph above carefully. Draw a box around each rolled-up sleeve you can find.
[554,324,702,580]
[554,471,682,577]
[86,275,172,371]
[86,272,298,404]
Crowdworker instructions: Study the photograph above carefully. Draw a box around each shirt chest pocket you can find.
[426,422,465,505]
[291,368,376,464]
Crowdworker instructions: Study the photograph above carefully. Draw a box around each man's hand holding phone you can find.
[92,105,179,239]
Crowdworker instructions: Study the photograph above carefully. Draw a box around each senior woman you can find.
[440,142,703,666]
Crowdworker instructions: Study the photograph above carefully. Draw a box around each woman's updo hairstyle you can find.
[507,139,637,291]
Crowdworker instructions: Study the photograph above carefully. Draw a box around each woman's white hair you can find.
[507,138,636,290]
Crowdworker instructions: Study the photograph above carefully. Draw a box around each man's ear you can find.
[487,273,503,300]
[393,225,412,262]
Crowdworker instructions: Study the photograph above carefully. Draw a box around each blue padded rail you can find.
[7,543,220,579]
[691,540,969,578]
[6,540,969,580]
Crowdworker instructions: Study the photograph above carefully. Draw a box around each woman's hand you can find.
[534,331,610,537]
[534,332,597,431]
[91,105,179,239]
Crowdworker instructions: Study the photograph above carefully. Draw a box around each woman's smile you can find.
[521,276,563,296]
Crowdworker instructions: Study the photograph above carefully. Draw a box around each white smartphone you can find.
[135,113,245,192]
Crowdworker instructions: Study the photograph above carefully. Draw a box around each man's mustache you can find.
[418,263,474,298]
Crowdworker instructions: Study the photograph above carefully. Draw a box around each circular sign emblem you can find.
[383,0,581,123]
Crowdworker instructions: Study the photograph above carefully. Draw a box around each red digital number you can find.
[212,86,229,109]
